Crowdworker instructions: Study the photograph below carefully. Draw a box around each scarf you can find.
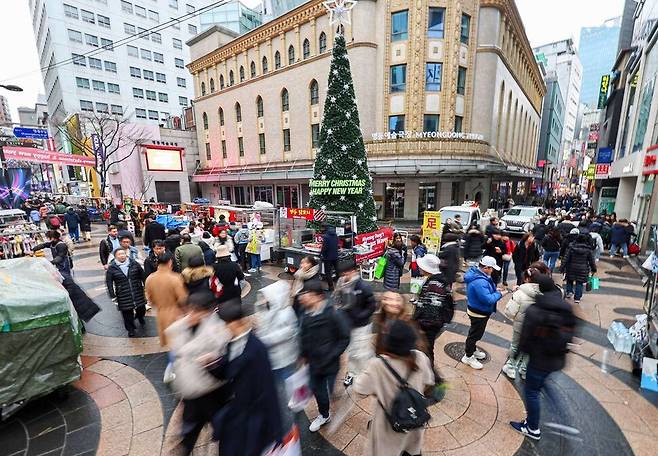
[116,258,130,276]
[291,265,320,300]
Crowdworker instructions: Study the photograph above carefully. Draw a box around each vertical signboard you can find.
[598,74,610,109]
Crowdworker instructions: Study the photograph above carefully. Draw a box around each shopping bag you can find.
[587,276,599,291]
[285,365,312,412]
[262,425,301,456]
[374,256,388,280]
[640,356,658,392]
[410,277,425,294]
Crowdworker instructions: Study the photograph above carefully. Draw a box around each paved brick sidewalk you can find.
[1,226,657,455]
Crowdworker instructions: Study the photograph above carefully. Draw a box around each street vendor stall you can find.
[0,209,48,260]
[0,257,83,418]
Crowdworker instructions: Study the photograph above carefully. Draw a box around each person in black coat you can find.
[99,225,120,270]
[181,255,213,295]
[556,216,575,239]
[298,280,351,432]
[105,248,147,337]
[206,299,283,456]
[560,234,596,304]
[198,239,216,266]
[511,274,576,440]
[165,229,182,254]
[559,228,580,258]
[321,225,339,290]
[77,206,92,242]
[512,233,541,285]
[463,226,486,262]
[213,245,246,305]
[531,218,548,244]
[438,233,460,286]
[483,229,506,284]
[144,240,169,278]
[64,207,81,242]
[33,230,72,278]
[143,218,166,250]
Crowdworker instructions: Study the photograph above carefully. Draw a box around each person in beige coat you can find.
[352,320,435,456]
[144,251,188,382]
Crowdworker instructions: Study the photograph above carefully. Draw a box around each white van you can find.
[439,205,482,232]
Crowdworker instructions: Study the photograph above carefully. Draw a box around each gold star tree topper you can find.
[322,0,357,27]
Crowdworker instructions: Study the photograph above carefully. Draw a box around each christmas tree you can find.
[308,33,378,233]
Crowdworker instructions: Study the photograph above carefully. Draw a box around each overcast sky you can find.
[0,0,626,121]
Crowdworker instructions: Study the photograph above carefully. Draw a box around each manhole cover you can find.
[444,341,491,364]
[605,271,638,278]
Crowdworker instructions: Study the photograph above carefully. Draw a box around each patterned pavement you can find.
[1,224,657,455]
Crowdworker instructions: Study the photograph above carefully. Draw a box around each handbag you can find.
[502,254,512,262]
[285,365,312,412]
[410,277,425,294]
[374,256,388,280]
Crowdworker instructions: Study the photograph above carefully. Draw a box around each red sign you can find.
[644,153,658,175]
[2,146,96,167]
[286,207,315,220]
[354,227,394,261]
[595,163,610,177]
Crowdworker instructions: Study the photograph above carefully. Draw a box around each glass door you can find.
[384,183,405,219]
[418,183,437,218]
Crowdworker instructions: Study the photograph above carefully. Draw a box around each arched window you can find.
[229,70,234,86]
[235,102,242,122]
[219,107,224,126]
[201,81,206,96]
[319,32,327,53]
[303,39,310,59]
[202,112,208,130]
[495,81,505,149]
[281,88,289,112]
[220,74,225,89]
[310,80,319,105]
[209,78,215,93]
[288,45,295,65]
[239,66,245,82]
[250,61,256,78]
[256,96,264,117]
[274,51,281,69]
[262,56,268,74]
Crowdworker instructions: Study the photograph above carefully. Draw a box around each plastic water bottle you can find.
[601,349,610,373]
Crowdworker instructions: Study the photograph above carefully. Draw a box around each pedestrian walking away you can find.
[321,224,339,289]
[560,233,596,304]
[64,207,80,243]
[383,239,405,291]
[334,258,376,386]
[462,256,508,369]
[212,245,246,306]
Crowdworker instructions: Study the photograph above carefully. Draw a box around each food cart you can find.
[0,258,83,418]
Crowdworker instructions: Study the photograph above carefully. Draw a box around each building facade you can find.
[28,0,205,124]
[17,96,49,126]
[188,0,545,220]
[199,1,263,34]
[579,17,621,109]
[0,95,12,124]
[261,0,308,21]
[537,74,564,195]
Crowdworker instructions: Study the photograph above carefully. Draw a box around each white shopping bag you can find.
[285,365,312,412]
[410,277,425,294]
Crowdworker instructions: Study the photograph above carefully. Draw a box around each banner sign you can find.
[597,147,613,163]
[2,146,95,167]
[371,131,484,141]
[422,211,442,253]
[354,227,394,261]
[309,178,366,196]
[598,74,610,109]
[280,207,315,220]
[13,127,49,140]
[91,133,104,161]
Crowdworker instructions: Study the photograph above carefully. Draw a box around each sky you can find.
[0,0,626,122]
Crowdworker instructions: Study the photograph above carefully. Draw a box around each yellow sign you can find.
[422,211,442,253]
[586,164,596,180]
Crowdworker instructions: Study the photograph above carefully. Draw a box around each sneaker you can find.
[461,354,483,370]
[502,363,516,379]
[623,255,629,259]
[309,414,331,432]
[243,272,251,277]
[473,348,487,360]
[163,363,175,384]
[343,373,354,387]
[248,268,257,273]
[510,420,541,440]
[574,300,580,305]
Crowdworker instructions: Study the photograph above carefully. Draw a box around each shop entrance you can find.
[155,181,181,203]
[276,185,300,208]
[418,183,437,217]
[384,183,405,219]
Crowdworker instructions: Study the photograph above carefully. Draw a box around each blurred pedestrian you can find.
[298,281,351,432]
[181,254,213,295]
[290,255,321,317]
[374,292,417,354]
[166,290,232,455]
[78,205,92,242]
[463,223,486,264]
[143,217,166,251]
[64,207,80,242]
[541,229,561,272]
[212,245,245,306]
[198,234,216,265]
[512,233,540,286]
[144,252,188,383]
[409,234,427,279]
[206,299,284,455]
[462,256,508,369]
[334,259,376,386]
[352,320,434,456]
[321,224,339,289]
[233,224,251,271]
[175,234,203,271]
[483,229,506,284]
[501,234,515,286]
[32,230,71,277]
[105,248,147,337]
[438,233,460,287]
[610,219,630,258]
[510,274,576,441]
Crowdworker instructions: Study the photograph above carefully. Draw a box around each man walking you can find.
[64,207,80,243]
[99,225,120,270]
[462,256,508,369]
[175,234,203,271]
[321,224,339,290]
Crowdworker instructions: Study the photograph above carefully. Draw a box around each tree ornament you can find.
[321,175,326,180]
[322,0,357,27]
[357,160,362,165]
[340,196,346,201]
[330,96,336,103]
[327,159,333,164]
[341,145,347,151]
[327,128,333,135]
[358,203,364,209]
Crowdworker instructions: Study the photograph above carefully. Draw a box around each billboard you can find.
[144,146,183,172]
[597,147,613,163]
[0,168,33,209]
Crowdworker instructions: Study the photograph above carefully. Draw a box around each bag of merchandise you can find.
[374,256,387,280]
[410,277,425,294]
[285,365,312,412]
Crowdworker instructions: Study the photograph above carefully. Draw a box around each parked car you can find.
[500,206,544,234]
[439,205,482,232]
[192,197,211,205]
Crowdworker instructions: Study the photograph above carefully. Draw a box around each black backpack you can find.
[376,355,431,433]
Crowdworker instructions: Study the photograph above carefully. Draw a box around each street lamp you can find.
[0,84,23,92]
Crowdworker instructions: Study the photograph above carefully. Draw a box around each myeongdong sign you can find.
[371,131,485,141]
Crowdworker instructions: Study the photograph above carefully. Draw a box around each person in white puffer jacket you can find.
[502,268,541,380]
[253,280,299,431]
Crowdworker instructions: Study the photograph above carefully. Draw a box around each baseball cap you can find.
[480,256,501,271]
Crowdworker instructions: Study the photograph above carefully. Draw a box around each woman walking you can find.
[512,233,540,286]
[561,233,596,304]
[383,238,405,291]
[541,229,562,272]
[290,255,321,317]
[106,248,148,337]
[352,320,435,456]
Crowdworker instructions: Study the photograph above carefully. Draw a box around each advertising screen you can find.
[144,147,183,172]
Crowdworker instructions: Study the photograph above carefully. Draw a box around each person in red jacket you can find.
[501,234,516,287]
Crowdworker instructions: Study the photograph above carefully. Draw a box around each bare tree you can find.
[126,171,154,201]
[52,112,147,197]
